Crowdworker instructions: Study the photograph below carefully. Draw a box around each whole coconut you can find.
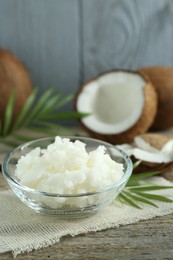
[75,70,158,144]
[140,66,173,130]
[0,49,32,131]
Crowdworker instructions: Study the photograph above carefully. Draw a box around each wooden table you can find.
[0,151,173,260]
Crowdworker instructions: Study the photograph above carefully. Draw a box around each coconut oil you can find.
[15,136,124,195]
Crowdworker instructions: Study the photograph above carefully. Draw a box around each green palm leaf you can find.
[134,192,173,203]
[127,171,161,186]
[118,166,173,209]
[12,88,37,131]
[129,185,173,192]
[0,87,88,142]
[38,92,62,115]
[55,93,74,109]
[119,193,141,209]
[22,87,54,124]
[122,191,158,208]
[39,111,89,120]
[2,91,16,136]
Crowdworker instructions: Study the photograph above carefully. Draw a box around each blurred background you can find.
[0,0,173,113]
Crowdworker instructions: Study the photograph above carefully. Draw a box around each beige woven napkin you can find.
[0,177,173,257]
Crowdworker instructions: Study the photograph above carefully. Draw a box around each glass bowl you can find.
[2,136,133,219]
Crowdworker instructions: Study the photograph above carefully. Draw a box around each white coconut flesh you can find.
[76,72,146,134]
[117,136,173,164]
[134,136,159,153]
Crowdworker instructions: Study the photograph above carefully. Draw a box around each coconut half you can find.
[117,133,173,173]
[76,70,158,144]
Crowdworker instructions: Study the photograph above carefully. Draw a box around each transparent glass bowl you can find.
[2,136,133,219]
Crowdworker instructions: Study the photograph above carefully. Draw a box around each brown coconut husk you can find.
[0,49,33,129]
[75,70,158,144]
[140,66,173,131]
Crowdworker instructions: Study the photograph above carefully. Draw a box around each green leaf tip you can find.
[2,91,16,137]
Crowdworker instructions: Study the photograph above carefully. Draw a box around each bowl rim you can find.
[2,136,133,198]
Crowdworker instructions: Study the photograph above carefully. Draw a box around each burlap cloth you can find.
[0,177,173,257]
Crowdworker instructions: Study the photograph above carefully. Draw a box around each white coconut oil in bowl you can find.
[2,136,133,219]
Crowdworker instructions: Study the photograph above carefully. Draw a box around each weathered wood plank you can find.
[82,0,173,80]
[0,0,80,111]
[1,1,173,97]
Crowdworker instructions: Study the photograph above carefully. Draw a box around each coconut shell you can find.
[75,70,158,144]
[140,66,173,130]
[0,49,32,128]
[133,159,173,175]
[133,133,173,175]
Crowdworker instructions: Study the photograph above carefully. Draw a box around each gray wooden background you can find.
[0,0,173,113]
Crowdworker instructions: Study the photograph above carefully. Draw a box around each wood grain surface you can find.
[82,0,173,80]
[0,213,173,260]
[0,0,80,111]
[1,0,173,110]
